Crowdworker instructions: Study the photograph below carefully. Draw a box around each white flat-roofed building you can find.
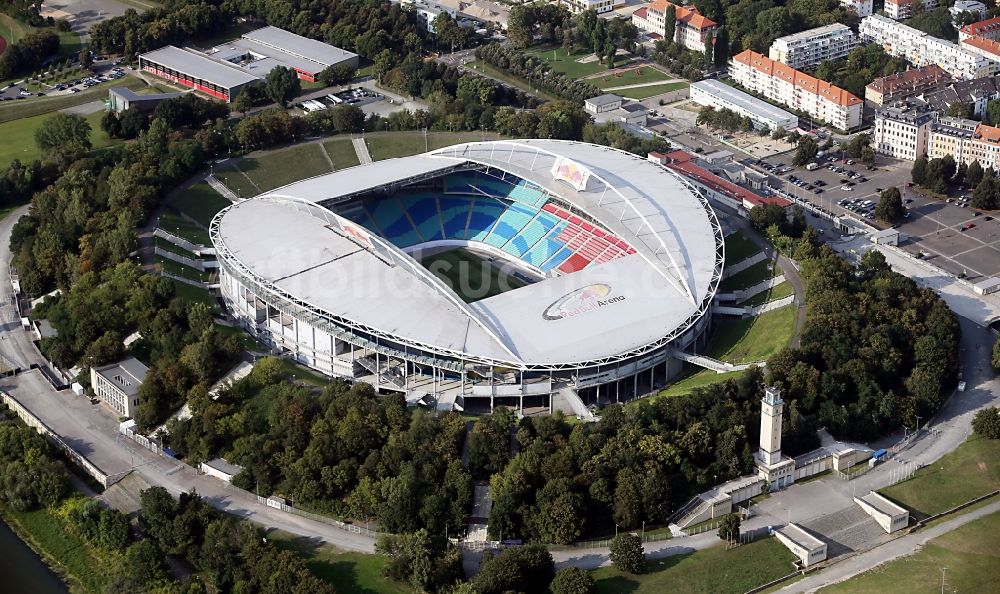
[564,0,624,14]
[729,50,863,130]
[873,106,937,161]
[860,14,1000,80]
[886,0,938,20]
[91,357,148,418]
[855,491,909,533]
[690,79,798,132]
[769,24,857,70]
[840,0,872,17]
[774,524,828,567]
[951,1,987,24]
[200,458,244,483]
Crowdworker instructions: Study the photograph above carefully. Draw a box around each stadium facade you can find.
[211,140,724,413]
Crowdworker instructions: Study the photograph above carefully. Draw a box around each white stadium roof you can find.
[213,140,723,368]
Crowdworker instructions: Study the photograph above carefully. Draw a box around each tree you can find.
[987,99,1000,127]
[718,513,741,543]
[972,176,1000,210]
[946,102,972,119]
[34,113,92,166]
[966,160,984,188]
[472,544,555,594]
[792,136,819,166]
[664,4,676,44]
[844,133,870,159]
[972,407,1000,439]
[993,335,1000,373]
[264,66,301,107]
[771,126,787,141]
[78,48,93,69]
[609,533,644,574]
[875,187,904,223]
[233,90,254,115]
[318,63,357,86]
[911,156,928,186]
[550,566,596,594]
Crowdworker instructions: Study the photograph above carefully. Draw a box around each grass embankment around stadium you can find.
[0,109,117,169]
[592,536,796,594]
[707,305,796,365]
[420,248,527,303]
[879,433,1000,520]
[819,511,1000,594]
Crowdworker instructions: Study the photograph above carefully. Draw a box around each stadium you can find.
[211,140,725,414]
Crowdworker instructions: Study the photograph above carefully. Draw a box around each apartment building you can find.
[768,24,857,70]
[91,357,149,418]
[885,0,938,20]
[690,79,799,132]
[565,0,624,14]
[632,0,718,53]
[840,0,873,17]
[959,15,1000,42]
[865,65,951,105]
[729,50,863,130]
[950,1,988,24]
[929,117,1000,170]
[873,106,936,160]
[913,76,1000,119]
[860,14,999,80]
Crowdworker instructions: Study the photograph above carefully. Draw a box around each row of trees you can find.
[697,106,756,134]
[475,43,601,103]
[912,155,1000,209]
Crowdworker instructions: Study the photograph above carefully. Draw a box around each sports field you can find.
[420,248,528,302]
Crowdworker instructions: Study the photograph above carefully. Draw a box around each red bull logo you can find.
[542,283,625,321]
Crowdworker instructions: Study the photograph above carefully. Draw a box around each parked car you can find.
[841,185,853,191]
[961,223,976,231]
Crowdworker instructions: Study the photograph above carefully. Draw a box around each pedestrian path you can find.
[206,174,240,203]
[353,137,373,164]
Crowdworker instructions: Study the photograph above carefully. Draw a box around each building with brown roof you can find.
[959,15,1000,42]
[632,0,718,53]
[865,65,951,106]
[960,35,1000,63]
[729,50,863,130]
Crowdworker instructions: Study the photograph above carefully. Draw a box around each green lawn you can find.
[0,15,83,84]
[156,256,212,283]
[157,210,211,245]
[647,368,746,402]
[739,281,794,307]
[526,45,609,78]
[820,511,1000,594]
[168,279,216,307]
[420,248,527,302]
[880,434,1000,520]
[465,61,562,102]
[239,143,334,192]
[323,138,361,170]
[1,500,110,594]
[274,357,331,388]
[718,260,778,293]
[366,131,486,161]
[707,305,796,364]
[592,538,796,594]
[0,109,119,169]
[0,75,147,124]
[154,237,199,259]
[590,66,670,90]
[213,167,259,199]
[169,181,231,227]
[267,530,413,594]
[725,232,761,265]
[616,81,689,100]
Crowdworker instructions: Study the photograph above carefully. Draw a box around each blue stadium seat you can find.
[369,198,420,246]
[404,195,443,242]
[540,246,574,271]
[439,196,474,238]
[508,184,548,207]
[522,234,568,267]
[467,199,505,241]
[484,202,534,248]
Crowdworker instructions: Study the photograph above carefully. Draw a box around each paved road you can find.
[780,500,1000,593]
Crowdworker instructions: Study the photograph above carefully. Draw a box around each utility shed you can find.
[774,523,827,567]
[855,491,909,533]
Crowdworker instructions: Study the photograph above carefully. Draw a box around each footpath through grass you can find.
[0,109,119,169]
[592,537,795,594]
[707,305,796,364]
[1,500,110,594]
[239,143,334,192]
[465,60,562,102]
[323,138,361,170]
[820,511,1000,594]
[880,434,1000,520]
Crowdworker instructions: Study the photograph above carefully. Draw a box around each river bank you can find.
[0,508,73,594]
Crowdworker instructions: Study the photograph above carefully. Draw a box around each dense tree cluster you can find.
[650,38,710,81]
[0,421,70,511]
[475,43,602,103]
[973,407,1000,439]
[911,155,1000,209]
[168,364,472,535]
[64,497,131,552]
[906,7,957,41]
[767,245,960,440]
[376,529,464,593]
[485,370,769,544]
[0,29,59,80]
[792,136,819,166]
[812,44,906,98]
[697,106,754,134]
[719,0,858,57]
[467,544,555,594]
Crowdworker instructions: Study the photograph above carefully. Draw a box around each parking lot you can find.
[0,58,127,102]
[747,152,1000,280]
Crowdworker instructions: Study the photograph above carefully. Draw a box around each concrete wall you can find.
[721,251,769,279]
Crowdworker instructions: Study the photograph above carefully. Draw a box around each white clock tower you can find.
[756,386,795,490]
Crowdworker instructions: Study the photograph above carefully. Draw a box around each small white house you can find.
[200,458,244,483]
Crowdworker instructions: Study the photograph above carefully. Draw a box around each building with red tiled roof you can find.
[632,1,718,53]
[959,15,1000,42]
[885,0,937,20]
[865,65,951,106]
[729,50,863,131]
[960,34,1000,63]
[648,150,790,215]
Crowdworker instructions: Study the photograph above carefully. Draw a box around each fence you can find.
[1,390,111,487]
[118,424,175,459]
[563,529,674,550]
[254,495,380,538]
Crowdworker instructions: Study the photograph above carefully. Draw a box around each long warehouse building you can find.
[138,26,358,102]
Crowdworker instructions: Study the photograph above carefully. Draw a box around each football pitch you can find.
[420,248,527,302]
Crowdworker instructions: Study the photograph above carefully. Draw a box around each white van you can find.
[806,162,820,171]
